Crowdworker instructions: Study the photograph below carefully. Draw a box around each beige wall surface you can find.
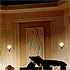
[0,2,69,69]
[51,8,69,69]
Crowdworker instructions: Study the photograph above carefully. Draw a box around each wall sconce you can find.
[7,45,12,52]
[59,42,64,49]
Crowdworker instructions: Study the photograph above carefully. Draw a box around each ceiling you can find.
[0,0,60,5]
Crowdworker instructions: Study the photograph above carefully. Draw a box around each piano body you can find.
[20,56,67,70]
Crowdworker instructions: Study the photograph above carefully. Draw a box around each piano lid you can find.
[29,56,43,66]
[43,60,67,66]
[29,56,67,67]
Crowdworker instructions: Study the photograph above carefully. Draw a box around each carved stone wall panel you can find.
[26,27,44,64]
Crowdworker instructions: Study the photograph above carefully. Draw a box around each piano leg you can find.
[61,66,66,70]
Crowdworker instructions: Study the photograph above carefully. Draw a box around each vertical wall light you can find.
[59,42,64,49]
[7,45,12,52]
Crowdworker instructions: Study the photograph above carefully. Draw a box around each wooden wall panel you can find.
[51,8,69,69]
[0,16,20,70]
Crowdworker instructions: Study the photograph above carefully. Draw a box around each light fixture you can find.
[7,45,12,52]
[59,42,64,49]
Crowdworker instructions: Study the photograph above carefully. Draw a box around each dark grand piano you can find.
[20,56,67,70]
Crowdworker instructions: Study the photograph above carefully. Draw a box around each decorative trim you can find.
[0,2,59,10]
[0,1,69,14]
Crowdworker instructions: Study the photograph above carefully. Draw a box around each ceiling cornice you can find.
[0,1,67,10]
[0,1,69,14]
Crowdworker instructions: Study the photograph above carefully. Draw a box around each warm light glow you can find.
[59,42,64,47]
[59,42,64,49]
[7,45,11,51]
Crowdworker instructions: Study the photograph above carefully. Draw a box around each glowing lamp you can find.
[7,45,12,52]
[59,42,64,49]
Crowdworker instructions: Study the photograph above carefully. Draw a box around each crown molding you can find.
[0,1,67,10]
[0,1,69,14]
